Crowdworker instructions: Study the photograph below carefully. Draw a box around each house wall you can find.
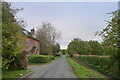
[24,37,40,55]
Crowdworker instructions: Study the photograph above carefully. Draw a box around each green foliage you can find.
[98,11,119,49]
[98,10,120,57]
[98,10,120,78]
[87,41,104,55]
[67,57,106,78]
[67,38,105,56]
[2,69,30,79]
[2,2,25,69]
[53,43,61,56]
[77,56,119,79]
[55,53,61,57]
[28,55,54,63]
[10,53,27,69]
[61,49,67,55]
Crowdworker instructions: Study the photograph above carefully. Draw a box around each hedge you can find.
[77,56,119,79]
[28,55,54,63]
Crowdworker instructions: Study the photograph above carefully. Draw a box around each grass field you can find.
[67,57,109,79]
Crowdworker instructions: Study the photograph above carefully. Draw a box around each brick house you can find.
[22,28,40,55]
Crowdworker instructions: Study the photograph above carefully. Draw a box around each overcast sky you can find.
[11,2,117,49]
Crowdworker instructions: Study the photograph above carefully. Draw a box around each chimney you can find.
[31,28,35,34]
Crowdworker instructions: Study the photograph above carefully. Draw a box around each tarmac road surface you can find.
[28,56,77,78]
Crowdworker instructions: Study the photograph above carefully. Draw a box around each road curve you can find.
[28,56,77,78]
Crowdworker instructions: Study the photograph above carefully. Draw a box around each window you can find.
[26,39,30,46]
[36,42,37,46]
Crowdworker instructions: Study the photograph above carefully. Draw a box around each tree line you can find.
[67,10,119,57]
[67,38,111,56]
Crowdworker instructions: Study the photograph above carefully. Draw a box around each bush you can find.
[77,56,119,79]
[55,54,61,57]
[67,38,105,56]
[28,55,53,63]
[50,56,55,60]
[10,53,27,69]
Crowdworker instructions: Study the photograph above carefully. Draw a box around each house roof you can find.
[22,28,40,42]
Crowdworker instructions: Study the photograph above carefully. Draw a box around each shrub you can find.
[77,56,119,79]
[28,55,53,63]
[55,54,61,57]
[10,53,27,69]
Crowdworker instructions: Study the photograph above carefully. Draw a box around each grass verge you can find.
[67,57,109,79]
[2,56,61,79]
[2,69,30,79]
[77,56,118,79]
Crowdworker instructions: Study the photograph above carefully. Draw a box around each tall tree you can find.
[36,22,61,55]
[2,2,25,69]
[87,41,104,55]
[53,43,61,55]
[98,10,120,78]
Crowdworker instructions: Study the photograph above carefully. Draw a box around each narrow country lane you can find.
[28,56,77,78]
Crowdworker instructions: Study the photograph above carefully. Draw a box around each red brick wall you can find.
[23,37,40,55]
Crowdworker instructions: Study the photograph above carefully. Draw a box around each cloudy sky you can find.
[11,2,117,49]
